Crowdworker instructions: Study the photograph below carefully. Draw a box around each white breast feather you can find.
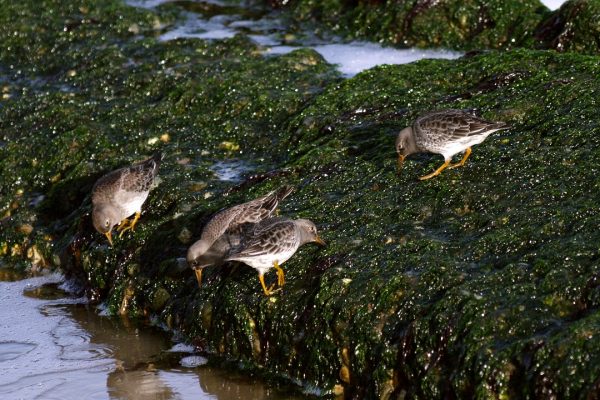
[116,191,149,217]
[240,247,297,275]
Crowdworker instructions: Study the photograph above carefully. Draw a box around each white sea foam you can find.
[540,0,566,10]
[267,42,463,77]
[168,342,197,353]
[180,355,209,368]
[160,14,239,41]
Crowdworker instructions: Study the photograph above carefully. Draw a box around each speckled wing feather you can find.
[92,153,161,203]
[414,110,507,144]
[228,185,293,230]
[119,153,161,193]
[92,169,123,204]
[200,186,293,243]
[227,218,298,259]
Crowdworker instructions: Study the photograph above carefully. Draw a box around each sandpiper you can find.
[92,153,162,245]
[396,109,509,180]
[187,186,293,287]
[225,217,325,296]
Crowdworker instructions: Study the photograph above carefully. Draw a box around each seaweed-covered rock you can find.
[535,0,600,53]
[265,0,549,50]
[2,0,600,398]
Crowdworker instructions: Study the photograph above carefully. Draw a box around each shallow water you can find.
[0,270,307,399]
[127,0,463,77]
[210,159,253,182]
[126,0,569,77]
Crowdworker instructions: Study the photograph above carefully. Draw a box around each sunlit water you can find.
[210,159,253,182]
[127,0,462,77]
[541,0,566,9]
[0,270,306,399]
[126,0,569,77]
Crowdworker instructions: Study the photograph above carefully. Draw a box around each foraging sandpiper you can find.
[225,217,325,296]
[396,109,509,180]
[92,153,162,245]
[187,186,293,286]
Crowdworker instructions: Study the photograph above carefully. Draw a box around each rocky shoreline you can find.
[1,0,600,397]
[266,0,600,53]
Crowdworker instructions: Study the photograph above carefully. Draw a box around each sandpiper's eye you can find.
[105,219,110,227]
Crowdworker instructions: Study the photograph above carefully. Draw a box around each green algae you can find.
[266,0,600,54]
[265,0,549,50]
[535,0,600,54]
[1,0,600,398]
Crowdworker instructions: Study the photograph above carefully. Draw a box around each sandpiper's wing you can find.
[226,218,298,260]
[228,185,293,229]
[415,110,507,141]
[92,168,123,204]
[92,153,161,203]
[119,153,162,193]
[201,185,293,242]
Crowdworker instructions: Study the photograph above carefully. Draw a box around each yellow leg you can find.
[118,212,141,238]
[129,212,141,231]
[273,260,285,287]
[116,218,130,232]
[419,159,451,181]
[258,273,275,296]
[194,269,203,287]
[397,155,405,174]
[448,147,472,169]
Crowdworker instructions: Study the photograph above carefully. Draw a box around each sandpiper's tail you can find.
[261,185,293,213]
[146,152,163,172]
[275,185,294,201]
[492,121,510,131]
[152,151,164,164]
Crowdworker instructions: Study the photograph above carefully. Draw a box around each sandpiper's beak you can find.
[194,269,203,287]
[314,236,326,246]
[104,231,113,246]
[397,154,405,172]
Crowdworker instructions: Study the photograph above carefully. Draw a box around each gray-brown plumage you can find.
[186,185,294,287]
[225,217,325,296]
[92,153,162,245]
[396,109,509,180]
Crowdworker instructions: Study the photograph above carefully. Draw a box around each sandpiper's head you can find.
[296,219,326,246]
[187,239,213,287]
[186,240,212,269]
[395,127,417,171]
[92,204,120,245]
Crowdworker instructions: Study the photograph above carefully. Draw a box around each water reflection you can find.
[108,370,177,400]
[0,272,307,399]
[0,267,27,281]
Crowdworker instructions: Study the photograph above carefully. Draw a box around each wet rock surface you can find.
[265,0,600,53]
[1,0,600,398]
[262,0,548,50]
[535,0,600,53]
